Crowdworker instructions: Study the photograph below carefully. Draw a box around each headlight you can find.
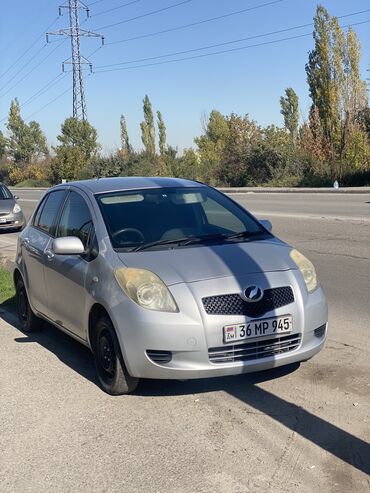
[290,249,318,293]
[114,268,178,312]
[13,203,22,214]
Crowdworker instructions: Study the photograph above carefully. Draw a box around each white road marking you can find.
[18,199,38,203]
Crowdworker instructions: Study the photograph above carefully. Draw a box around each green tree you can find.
[194,110,229,184]
[219,114,261,186]
[51,117,99,183]
[280,88,299,144]
[0,131,7,160]
[6,98,48,163]
[119,114,132,158]
[140,95,156,157]
[57,117,99,160]
[157,111,167,156]
[50,146,86,183]
[305,5,368,180]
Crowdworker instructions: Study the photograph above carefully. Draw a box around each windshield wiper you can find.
[132,231,263,252]
[132,233,228,252]
[225,230,261,240]
[132,236,193,252]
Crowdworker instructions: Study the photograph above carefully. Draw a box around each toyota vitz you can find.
[14,178,327,394]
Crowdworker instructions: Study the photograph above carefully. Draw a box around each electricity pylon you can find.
[47,0,104,120]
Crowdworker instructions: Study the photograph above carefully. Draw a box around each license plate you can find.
[223,315,292,343]
[0,218,7,223]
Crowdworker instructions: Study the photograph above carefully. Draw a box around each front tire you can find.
[92,316,139,395]
[15,277,43,332]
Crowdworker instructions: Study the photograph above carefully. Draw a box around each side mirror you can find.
[14,195,19,200]
[52,236,85,255]
[260,219,272,232]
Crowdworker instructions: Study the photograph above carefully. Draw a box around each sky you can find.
[1,0,369,154]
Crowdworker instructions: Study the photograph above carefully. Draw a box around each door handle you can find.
[45,249,54,261]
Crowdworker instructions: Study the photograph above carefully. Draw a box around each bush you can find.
[15,179,51,187]
[0,160,10,183]
[8,161,51,185]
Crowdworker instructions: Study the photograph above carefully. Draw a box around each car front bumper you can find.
[109,270,328,380]
[0,211,25,230]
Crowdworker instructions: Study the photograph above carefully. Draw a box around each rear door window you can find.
[34,190,66,236]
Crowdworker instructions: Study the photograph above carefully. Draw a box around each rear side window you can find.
[56,191,93,248]
[34,190,66,235]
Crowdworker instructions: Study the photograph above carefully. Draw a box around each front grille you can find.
[208,333,301,364]
[0,212,9,217]
[146,350,172,364]
[202,286,294,318]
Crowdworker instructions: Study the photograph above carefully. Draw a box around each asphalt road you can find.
[0,190,369,492]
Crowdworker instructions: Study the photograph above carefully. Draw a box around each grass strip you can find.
[0,266,15,310]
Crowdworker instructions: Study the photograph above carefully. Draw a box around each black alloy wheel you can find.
[92,316,139,395]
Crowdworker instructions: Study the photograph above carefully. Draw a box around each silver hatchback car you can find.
[0,183,25,231]
[15,177,327,394]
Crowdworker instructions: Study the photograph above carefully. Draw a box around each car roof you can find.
[55,177,206,194]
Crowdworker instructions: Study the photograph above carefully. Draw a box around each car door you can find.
[44,190,97,340]
[21,190,67,315]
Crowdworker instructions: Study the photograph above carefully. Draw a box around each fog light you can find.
[314,324,326,338]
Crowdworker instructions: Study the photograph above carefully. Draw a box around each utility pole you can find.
[47,1,104,120]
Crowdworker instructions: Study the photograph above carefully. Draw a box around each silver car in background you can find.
[0,183,25,231]
[14,177,328,394]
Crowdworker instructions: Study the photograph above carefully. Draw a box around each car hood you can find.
[0,199,15,214]
[117,238,297,285]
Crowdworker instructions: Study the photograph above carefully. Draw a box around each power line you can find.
[87,0,105,6]
[93,0,141,17]
[24,86,72,121]
[0,17,60,81]
[94,19,370,73]
[107,5,370,47]
[95,17,370,70]
[0,44,47,93]
[96,0,194,30]
[107,0,284,46]
[0,74,67,124]
[0,40,66,99]
[21,74,68,109]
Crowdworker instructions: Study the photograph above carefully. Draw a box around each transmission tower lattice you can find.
[47,0,104,120]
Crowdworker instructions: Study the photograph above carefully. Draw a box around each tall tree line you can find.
[1,5,369,187]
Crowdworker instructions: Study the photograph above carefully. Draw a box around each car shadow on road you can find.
[1,310,98,385]
[3,308,369,477]
[137,369,370,476]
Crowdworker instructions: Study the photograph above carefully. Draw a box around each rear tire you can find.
[15,277,43,332]
[92,316,139,395]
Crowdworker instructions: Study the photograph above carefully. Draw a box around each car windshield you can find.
[96,186,268,251]
[0,185,12,200]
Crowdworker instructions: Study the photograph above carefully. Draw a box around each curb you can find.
[9,186,370,194]
[218,187,370,194]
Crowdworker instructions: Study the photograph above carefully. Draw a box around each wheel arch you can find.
[13,267,23,287]
[88,303,112,349]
